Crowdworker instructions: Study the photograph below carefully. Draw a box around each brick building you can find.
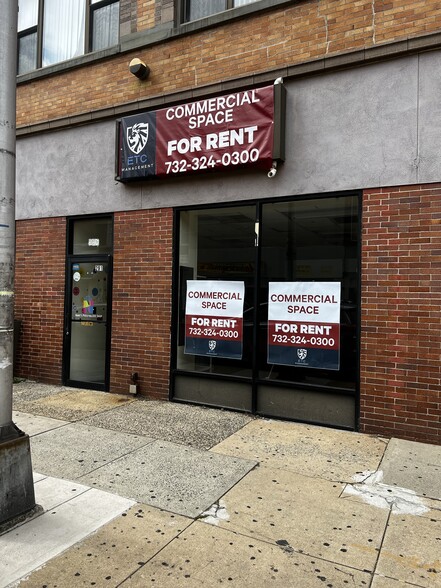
[15,1,441,444]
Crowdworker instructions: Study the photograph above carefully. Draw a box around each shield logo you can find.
[208,340,217,351]
[297,348,307,361]
[127,122,149,154]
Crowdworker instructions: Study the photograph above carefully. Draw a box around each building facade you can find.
[15,0,441,444]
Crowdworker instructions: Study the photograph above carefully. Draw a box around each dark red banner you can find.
[155,86,274,177]
[117,85,278,181]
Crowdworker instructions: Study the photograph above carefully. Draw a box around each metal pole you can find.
[0,0,35,528]
[0,0,18,437]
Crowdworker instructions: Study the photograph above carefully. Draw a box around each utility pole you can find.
[0,0,35,527]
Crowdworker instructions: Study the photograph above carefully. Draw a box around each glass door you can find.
[64,258,111,389]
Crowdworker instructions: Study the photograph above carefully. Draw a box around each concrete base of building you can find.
[0,431,36,527]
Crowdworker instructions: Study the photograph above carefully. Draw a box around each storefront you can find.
[171,195,360,429]
[55,193,360,430]
[109,81,361,428]
[15,48,441,444]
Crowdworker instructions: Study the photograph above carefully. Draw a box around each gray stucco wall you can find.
[16,49,441,220]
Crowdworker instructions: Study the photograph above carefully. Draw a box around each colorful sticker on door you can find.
[82,296,95,315]
[184,280,245,359]
[268,282,341,370]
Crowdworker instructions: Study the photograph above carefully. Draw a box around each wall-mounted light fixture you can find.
[129,58,150,80]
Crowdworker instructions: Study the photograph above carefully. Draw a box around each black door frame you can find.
[62,253,113,391]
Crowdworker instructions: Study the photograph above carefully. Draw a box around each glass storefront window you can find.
[259,196,359,390]
[177,206,256,377]
[174,194,359,417]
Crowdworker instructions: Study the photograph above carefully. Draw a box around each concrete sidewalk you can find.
[1,381,440,587]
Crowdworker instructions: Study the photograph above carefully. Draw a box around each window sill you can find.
[17,45,121,84]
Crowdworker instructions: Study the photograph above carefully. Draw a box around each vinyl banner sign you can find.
[116,85,283,181]
[268,282,341,370]
[185,280,245,359]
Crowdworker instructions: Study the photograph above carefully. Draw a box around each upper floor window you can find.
[18,0,120,75]
[184,0,258,22]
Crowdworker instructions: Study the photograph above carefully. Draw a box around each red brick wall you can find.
[14,194,441,444]
[360,185,441,444]
[110,208,173,398]
[14,210,173,398]
[14,217,66,383]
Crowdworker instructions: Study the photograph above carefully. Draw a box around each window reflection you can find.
[18,33,37,75]
[92,2,120,52]
[185,0,258,21]
[18,0,38,74]
[187,0,225,20]
[18,0,38,31]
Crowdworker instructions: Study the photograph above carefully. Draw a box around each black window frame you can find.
[170,191,362,430]
[89,0,120,53]
[17,0,41,75]
[63,213,114,392]
[17,0,120,74]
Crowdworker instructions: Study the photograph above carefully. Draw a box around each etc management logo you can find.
[297,348,308,361]
[127,122,149,154]
[121,118,155,175]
